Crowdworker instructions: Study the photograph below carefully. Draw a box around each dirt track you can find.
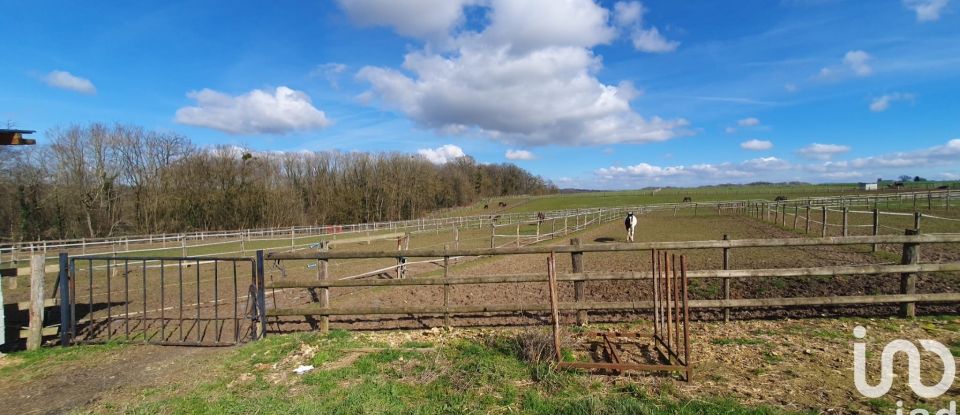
[268,213,960,332]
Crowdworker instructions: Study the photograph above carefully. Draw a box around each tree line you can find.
[0,123,556,241]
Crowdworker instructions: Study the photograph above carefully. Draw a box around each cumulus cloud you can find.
[740,139,773,151]
[631,27,680,53]
[612,1,679,53]
[174,86,331,135]
[482,0,616,54]
[595,157,788,183]
[798,143,851,160]
[43,70,96,94]
[725,127,737,134]
[843,50,873,76]
[505,149,536,160]
[352,0,689,147]
[869,92,916,112]
[417,144,466,164]
[903,0,949,21]
[336,0,476,41]
[737,117,760,127]
[820,138,960,170]
[815,50,874,80]
[590,138,960,186]
[613,1,643,26]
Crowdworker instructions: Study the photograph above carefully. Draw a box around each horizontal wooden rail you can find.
[267,293,960,317]
[263,263,960,289]
[266,234,960,260]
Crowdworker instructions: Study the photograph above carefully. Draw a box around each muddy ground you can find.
[269,212,960,332]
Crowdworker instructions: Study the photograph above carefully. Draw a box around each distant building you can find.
[858,182,878,191]
[0,129,36,145]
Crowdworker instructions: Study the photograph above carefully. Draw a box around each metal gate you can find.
[66,255,263,346]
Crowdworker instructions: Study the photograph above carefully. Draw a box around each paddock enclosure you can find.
[7,190,960,349]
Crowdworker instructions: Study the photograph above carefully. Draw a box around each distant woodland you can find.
[1,123,556,241]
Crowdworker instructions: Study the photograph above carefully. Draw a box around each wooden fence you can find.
[262,233,960,330]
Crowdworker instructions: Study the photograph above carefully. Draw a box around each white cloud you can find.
[417,144,466,164]
[815,50,874,80]
[353,0,689,147]
[798,143,851,160]
[820,171,864,180]
[483,0,616,54]
[43,70,96,94]
[310,63,348,88]
[588,138,960,187]
[784,83,798,93]
[737,117,760,127]
[505,149,536,160]
[904,0,949,22]
[843,50,873,76]
[740,139,773,151]
[741,156,788,170]
[336,0,476,41]
[822,138,960,170]
[613,1,643,26]
[612,1,679,53]
[725,127,737,134]
[869,92,916,112]
[631,27,680,53]
[595,157,787,182]
[596,163,689,178]
[174,86,331,135]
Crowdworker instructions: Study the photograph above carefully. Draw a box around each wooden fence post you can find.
[900,229,919,318]
[722,234,730,323]
[805,206,811,234]
[871,209,879,252]
[515,223,521,247]
[27,254,45,350]
[489,224,496,248]
[842,207,849,237]
[793,206,799,229]
[318,242,329,333]
[571,238,586,325]
[454,227,460,250]
[443,245,451,328]
[821,207,827,237]
[0,256,4,348]
[914,212,922,232]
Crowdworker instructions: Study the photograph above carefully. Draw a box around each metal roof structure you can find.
[0,129,36,145]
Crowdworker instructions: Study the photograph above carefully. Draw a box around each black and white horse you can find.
[624,212,638,242]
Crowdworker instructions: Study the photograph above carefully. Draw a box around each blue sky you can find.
[2,0,958,188]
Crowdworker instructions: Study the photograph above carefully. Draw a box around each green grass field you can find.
[91,330,796,415]
[501,183,956,213]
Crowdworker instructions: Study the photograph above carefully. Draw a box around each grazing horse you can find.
[624,212,638,242]
[682,196,692,203]
[536,212,545,225]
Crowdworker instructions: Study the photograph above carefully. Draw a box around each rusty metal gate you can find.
[65,255,263,346]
